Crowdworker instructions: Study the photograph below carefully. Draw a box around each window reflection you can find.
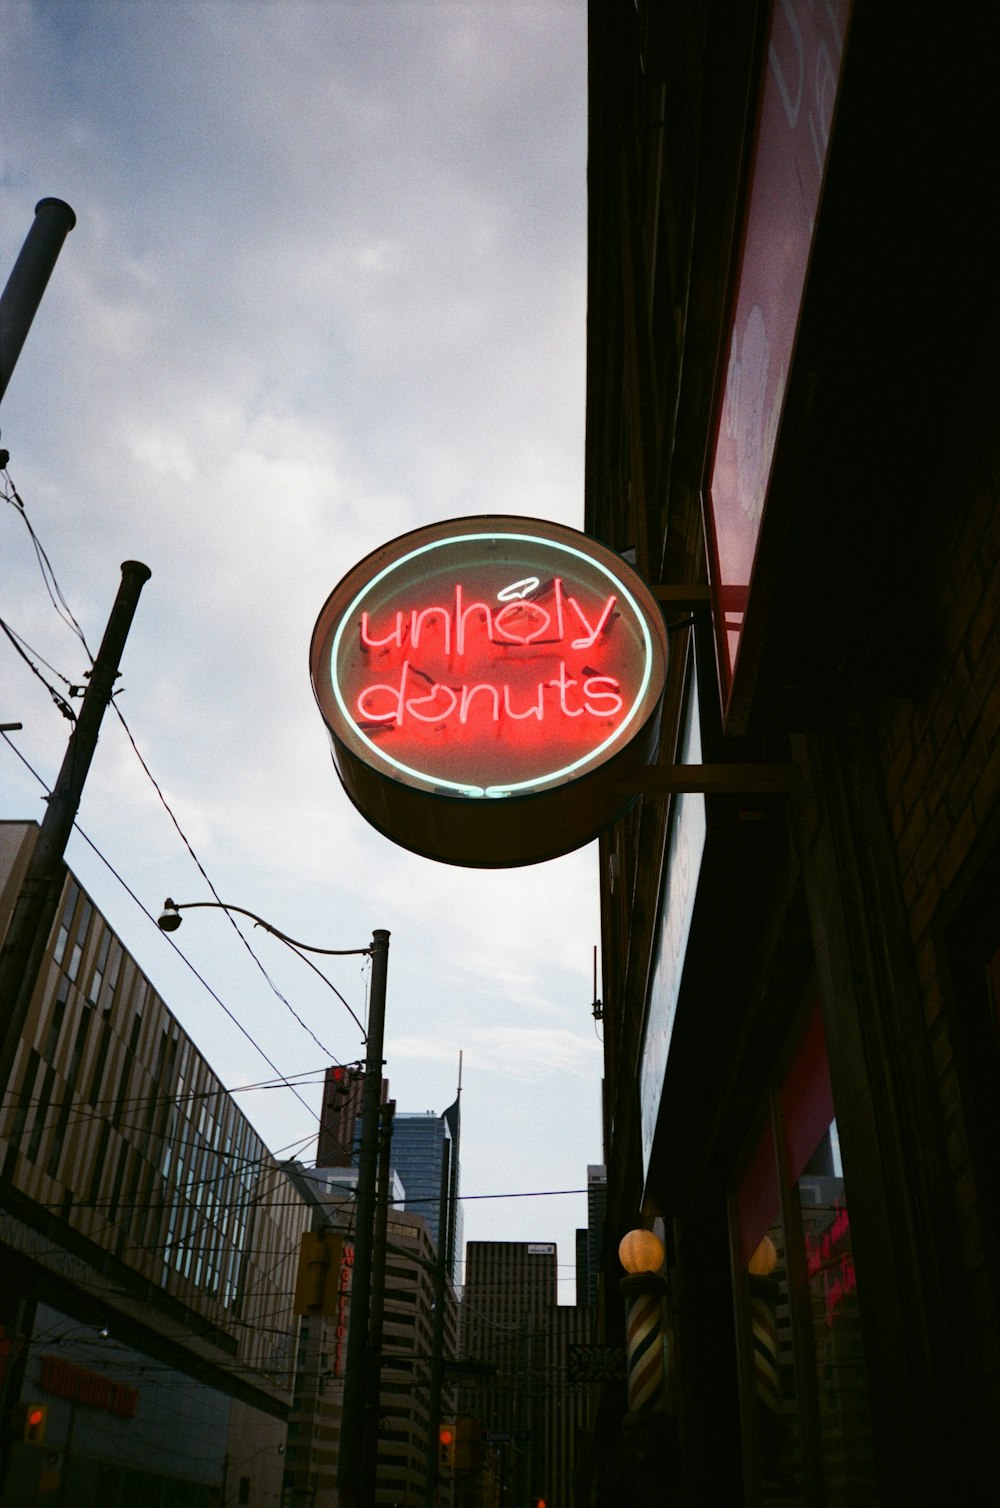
[736,1008,877,1506]
[799,1123,874,1503]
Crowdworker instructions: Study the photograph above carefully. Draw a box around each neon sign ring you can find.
[309,515,669,867]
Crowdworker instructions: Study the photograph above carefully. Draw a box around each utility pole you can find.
[0,561,152,1106]
[338,927,390,1508]
[0,198,76,407]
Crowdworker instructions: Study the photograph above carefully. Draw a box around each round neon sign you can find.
[310,516,669,866]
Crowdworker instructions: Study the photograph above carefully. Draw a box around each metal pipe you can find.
[0,198,76,405]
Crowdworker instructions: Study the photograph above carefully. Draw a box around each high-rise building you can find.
[315,1072,464,1281]
[585,1165,607,1309]
[575,1227,589,1309]
[460,1241,590,1508]
[391,1101,463,1281]
[281,1164,458,1508]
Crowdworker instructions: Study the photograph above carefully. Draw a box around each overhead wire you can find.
[2,469,596,1370]
[1,463,361,1065]
[0,617,77,720]
[2,724,343,1129]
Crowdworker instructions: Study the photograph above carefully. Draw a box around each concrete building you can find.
[281,1164,458,1508]
[460,1241,590,1508]
[584,2,1000,1504]
[0,819,309,1507]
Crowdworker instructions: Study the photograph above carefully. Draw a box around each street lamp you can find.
[156,897,389,1508]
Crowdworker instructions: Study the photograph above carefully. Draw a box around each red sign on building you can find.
[311,516,669,866]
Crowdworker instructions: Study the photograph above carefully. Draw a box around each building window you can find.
[733,1002,875,1505]
[52,881,80,967]
[238,1476,251,1505]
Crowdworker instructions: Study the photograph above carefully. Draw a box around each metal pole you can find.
[338,927,390,1508]
[0,198,76,406]
[0,561,152,1109]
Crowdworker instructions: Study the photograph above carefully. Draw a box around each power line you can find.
[1,469,361,1063]
[1,728,334,1130]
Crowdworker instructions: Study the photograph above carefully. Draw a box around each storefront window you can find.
[734,1004,876,1505]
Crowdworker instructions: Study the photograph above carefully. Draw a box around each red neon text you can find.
[360,578,617,656]
[356,660,623,728]
[805,1205,857,1327]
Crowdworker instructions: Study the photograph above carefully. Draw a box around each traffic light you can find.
[22,1403,47,1444]
[438,1424,455,1470]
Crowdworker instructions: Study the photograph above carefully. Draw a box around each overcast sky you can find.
[1,1,599,1300]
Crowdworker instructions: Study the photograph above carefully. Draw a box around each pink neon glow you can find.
[359,578,617,655]
[355,660,624,728]
[805,1205,857,1328]
[340,562,647,792]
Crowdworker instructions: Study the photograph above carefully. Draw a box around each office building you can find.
[0,820,308,1506]
[282,1166,458,1508]
[584,1165,606,1310]
[460,1241,590,1508]
[391,1103,463,1281]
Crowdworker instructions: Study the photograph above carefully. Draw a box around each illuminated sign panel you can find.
[310,516,668,866]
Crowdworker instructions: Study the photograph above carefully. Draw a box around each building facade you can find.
[460,1241,590,1508]
[391,1104,463,1282]
[0,820,309,1507]
[281,1163,458,1508]
[582,1165,606,1311]
[585,3,1000,1506]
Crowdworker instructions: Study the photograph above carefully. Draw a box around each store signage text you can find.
[333,1242,354,1377]
[40,1355,138,1419]
[310,517,669,866]
[354,578,623,733]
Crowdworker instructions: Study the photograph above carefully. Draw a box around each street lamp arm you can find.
[157,897,371,1040]
[160,898,372,957]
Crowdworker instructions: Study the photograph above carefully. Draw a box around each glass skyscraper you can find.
[391,1100,463,1281]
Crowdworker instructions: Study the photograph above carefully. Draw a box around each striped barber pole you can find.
[622,1275,666,1412]
[749,1274,780,1412]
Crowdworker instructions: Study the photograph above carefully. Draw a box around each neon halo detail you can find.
[310,515,669,867]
